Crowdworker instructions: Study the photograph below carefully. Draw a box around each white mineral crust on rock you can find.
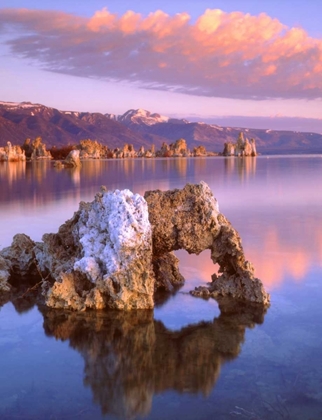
[73,189,152,282]
[0,183,270,309]
[42,188,154,311]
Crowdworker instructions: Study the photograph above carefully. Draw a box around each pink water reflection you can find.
[1,157,322,290]
[177,214,322,292]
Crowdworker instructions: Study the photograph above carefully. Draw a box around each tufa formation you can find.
[0,182,269,310]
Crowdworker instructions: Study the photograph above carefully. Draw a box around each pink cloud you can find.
[1,7,322,100]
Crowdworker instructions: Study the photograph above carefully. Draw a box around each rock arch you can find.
[145,182,269,305]
[0,182,269,310]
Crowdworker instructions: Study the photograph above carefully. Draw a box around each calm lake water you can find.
[1,156,322,419]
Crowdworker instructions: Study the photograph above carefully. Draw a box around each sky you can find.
[1,0,322,132]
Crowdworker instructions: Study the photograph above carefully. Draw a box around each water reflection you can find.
[1,157,322,287]
[174,157,188,177]
[0,161,26,186]
[224,156,257,180]
[249,228,311,287]
[41,301,267,419]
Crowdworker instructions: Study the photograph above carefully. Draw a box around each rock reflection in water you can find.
[41,300,267,419]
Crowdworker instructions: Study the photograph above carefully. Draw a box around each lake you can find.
[1,156,322,419]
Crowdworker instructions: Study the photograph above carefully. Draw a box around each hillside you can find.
[0,102,151,149]
[1,101,322,154]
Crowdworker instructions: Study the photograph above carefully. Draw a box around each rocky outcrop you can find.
[137,145,155,158]
[0,255,11,292]
[122,143,136,158]
[78,139,110,159]
[152,252,184,292]
[0,183,269,309]
[48,138,214,161]
[137,146,145,157]
[191,213,268,304]
[144,182,269,305]
[22,137,52,160]
[63,149,82,167]
[171,138,189,156]
[0,189,153,311]
[193,145,207,156]
[0,234,39,281]
[111,144,136,158]
[223,132,257,157]
[156,139,190,157]
[37,188,154,311]
[0,142,26,161]
[156,142,171,157]
[145,183,219,255]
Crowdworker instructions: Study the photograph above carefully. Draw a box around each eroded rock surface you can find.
[0,255,11,292]
[63,149,82,167]
[0,234,38,280]
[38,188,154,310]
[22,137,52,160]
[0,142,26,162]
[152,252,184,292]
[145,182,270,305]
[0,182,269,309]
[78,139,110,159]
[145,182,220,255]
[193,145,207,156]
[192,213,269,304]
[223,132,257,157]
[156,139,190,157]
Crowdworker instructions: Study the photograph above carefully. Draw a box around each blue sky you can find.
[1,0,322,131]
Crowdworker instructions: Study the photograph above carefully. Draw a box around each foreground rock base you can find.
[190,214,270,305]
[191,272,269,305]
[41,189,154,310]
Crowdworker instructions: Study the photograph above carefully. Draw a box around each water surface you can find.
[1,156,322,419]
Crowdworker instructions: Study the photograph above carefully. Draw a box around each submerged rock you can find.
[0,182,270,309]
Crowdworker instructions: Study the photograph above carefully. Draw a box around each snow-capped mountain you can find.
[119,109,170,125]
[0,101,152,149]
[106,108,188,126]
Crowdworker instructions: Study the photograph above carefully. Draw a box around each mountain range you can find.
[1,101,322,154]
